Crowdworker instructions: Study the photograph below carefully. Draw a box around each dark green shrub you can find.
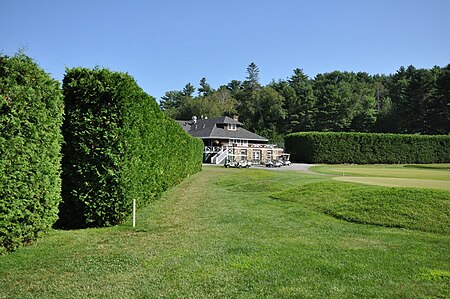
[0,54,64,252]
[58,68,202,228]
[285,132,450,164]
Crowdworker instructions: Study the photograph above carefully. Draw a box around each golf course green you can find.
[311,164,450,191]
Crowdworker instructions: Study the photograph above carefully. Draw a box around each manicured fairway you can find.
[312,164,450,190]
[0,166,449,298]
[334,176,450,190]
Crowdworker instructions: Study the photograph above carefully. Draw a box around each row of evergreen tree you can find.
[160,63,449,141]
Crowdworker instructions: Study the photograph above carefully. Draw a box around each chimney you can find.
[232,115,239,121]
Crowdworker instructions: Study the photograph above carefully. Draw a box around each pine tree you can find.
[243,62,261,91]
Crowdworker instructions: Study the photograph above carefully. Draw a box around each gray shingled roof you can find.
[175,120,191,132]
[180,116,268,141]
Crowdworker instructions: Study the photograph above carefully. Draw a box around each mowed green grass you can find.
[312,164,450,190]
[0,166,449,298]
[270,181,450,234]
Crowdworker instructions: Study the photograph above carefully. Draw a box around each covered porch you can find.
[203,143,283,165]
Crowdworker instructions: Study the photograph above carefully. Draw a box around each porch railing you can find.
[204,146,223,154]
[211,148,228,164]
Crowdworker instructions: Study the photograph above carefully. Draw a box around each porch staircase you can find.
[211,148,228,164]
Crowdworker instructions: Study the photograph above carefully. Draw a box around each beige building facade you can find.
[178,116,284,165]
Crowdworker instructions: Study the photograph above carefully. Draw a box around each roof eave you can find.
[198,136,268,142]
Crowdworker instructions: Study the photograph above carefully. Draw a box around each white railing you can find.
[246,144,278,149]
[228,144,278,149]
[204,143,281,164]
[204,146,223,154]
[205,144,277,153]
[211,148,228,164]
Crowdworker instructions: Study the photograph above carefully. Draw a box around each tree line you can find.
[160,63,449,141]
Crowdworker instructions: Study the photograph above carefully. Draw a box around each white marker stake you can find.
[132,199,136,228]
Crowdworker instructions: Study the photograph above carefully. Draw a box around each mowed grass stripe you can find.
[312,164,450,181]
[334,176,450,191]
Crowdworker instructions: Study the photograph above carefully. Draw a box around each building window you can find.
[227,123,237,131]
[240,149,247,160]
[267,150,272,161]
[252,150,261,161]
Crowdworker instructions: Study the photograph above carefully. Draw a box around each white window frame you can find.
[227,123,237,131]
[240,149,248,159]
[252,150,261,161]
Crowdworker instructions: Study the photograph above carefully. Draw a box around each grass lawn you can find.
[1,166,449,298]
[312,164,450,191]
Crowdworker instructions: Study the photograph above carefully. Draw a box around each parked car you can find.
[225,159,251,168]
[265,160,283,167]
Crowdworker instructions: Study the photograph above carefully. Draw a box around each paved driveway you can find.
[204,163,315,172]
[252,163,315,171]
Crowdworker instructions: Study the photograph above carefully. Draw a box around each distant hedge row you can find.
[285,132,450,164]
[57,68,203,228]
[0,54,64,253]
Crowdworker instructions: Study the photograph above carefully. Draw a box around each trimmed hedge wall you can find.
[0,54,64,252]
[58,68,203,228]
[285,132,450,164]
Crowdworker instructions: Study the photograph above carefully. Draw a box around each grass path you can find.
[1,167,449,298]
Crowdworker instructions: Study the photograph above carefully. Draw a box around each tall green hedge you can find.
[58,68,203,228]
[0,54,64,252]
[285,132,450,164]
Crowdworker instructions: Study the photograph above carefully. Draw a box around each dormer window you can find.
[227,123,237,131]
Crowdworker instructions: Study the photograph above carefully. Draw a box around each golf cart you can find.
[265,160,283,167]
[280,153,291,166]
[224,159,252,168]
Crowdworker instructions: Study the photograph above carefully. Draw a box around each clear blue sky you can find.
[1,0,449,101]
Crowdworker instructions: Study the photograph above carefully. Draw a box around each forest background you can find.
[160,63,449,142]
